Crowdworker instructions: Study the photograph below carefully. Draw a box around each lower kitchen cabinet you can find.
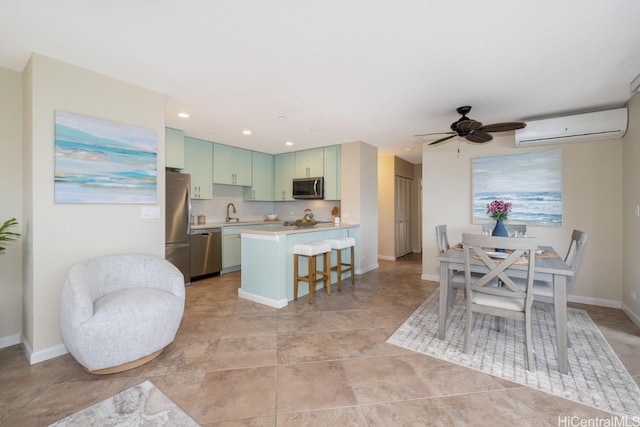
[222,232,241,273]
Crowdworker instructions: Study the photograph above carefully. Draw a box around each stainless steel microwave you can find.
[292,177,324,199]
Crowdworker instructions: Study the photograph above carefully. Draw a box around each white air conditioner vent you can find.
[515,108,628,147]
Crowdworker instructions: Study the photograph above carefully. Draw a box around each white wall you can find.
[422,133,623,307]
[22,55,166,362]
[622,93,640,325]
[0,67,23,348]
[341,141,379,274]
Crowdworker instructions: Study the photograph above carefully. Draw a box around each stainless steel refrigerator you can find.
[165,170,191,284]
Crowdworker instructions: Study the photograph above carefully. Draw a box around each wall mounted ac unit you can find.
[514,108,628,147]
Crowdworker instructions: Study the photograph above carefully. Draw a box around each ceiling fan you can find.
[415,106,526,146]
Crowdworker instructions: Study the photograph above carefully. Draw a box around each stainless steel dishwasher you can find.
[190,228,222,279]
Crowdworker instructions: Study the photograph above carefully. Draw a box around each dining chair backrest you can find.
[481,223,527,235]
[565,229,588,288]
[461,233,538,300]
[461,233,539,370]
[506,224,527,233]
[435,225,451,254]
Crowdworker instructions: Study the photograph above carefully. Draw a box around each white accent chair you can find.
[461,233,538,371]
[60,253,185,374]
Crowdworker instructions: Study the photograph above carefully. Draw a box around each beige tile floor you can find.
[1,253,639,426]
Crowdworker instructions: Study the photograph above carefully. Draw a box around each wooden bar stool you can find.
[324,237,355,292]
[293,241,332,304]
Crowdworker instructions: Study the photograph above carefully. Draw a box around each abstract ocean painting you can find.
[54,111,157,204]
[472,149,562,226]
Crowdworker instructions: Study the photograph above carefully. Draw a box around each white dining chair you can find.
[536,229,587,300]
[436,224,466,306]
[482,223,527,236]
[435,224,451,253]
[461,233,538,371]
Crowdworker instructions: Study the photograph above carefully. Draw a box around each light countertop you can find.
[240,222,358,236]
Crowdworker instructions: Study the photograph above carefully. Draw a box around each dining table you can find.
[436,244,574,374]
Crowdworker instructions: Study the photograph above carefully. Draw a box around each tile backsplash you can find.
[191,184,341,223]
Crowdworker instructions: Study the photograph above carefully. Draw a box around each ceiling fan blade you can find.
[413,131,455,138]
[455,119,483,132]
[465,132,493,143]
[478,122,526,133]
[428,134,457,146]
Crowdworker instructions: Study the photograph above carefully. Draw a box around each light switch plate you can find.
[141,206,161,219]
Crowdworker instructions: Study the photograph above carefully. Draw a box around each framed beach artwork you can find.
[54,111,157,204]
[472,149,562,226]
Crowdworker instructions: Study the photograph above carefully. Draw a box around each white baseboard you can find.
[0,334,21,349]
[22,336,68,365]
[621,303,640,329]
[567,295,621,309]
[238,289,288,308]
[421,273,439,282]
[378,255,396,261]
[357,263,379,275]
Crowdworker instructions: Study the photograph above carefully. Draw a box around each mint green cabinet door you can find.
[245,152,274,201]
[213,143,235,185]
[295,148,324,178]
[165,128,184,169]
[222,234,241,269]
[213,144,253,186]
[275,152,296,200]
[323,145,341,200]
[183,137,212,199]
[233,147,253,186]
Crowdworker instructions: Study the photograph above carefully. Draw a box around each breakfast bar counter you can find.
[239,223,359,308]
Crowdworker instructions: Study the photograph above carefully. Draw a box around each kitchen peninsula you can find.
[239,223,359,308]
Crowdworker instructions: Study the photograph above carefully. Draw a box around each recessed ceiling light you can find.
[405,148,413,152]
[242,129,252,135]
[177,112,190,118]
[309,128,318,132]
[285,141,294,146]
[277,115,287,120]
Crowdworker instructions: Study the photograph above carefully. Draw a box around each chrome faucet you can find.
[226,203,238,222]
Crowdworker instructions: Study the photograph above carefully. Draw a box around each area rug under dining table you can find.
[387,290,640,418]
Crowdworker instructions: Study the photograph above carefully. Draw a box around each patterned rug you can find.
[387,291,640,418]
[49,380,200,426]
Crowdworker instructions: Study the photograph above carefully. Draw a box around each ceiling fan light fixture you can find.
[417,105,526,147]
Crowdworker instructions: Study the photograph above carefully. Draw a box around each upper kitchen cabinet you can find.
[323,145,341,200]
[165,128,184,170]
[274,152,296,201]
[183,137,213,199]
[213,143,252,186]
[295,148,324,178]
[244,151,274,201]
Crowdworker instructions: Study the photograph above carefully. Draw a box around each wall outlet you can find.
[632,291,637,301]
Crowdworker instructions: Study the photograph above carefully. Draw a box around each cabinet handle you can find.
[253,190,255,200]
